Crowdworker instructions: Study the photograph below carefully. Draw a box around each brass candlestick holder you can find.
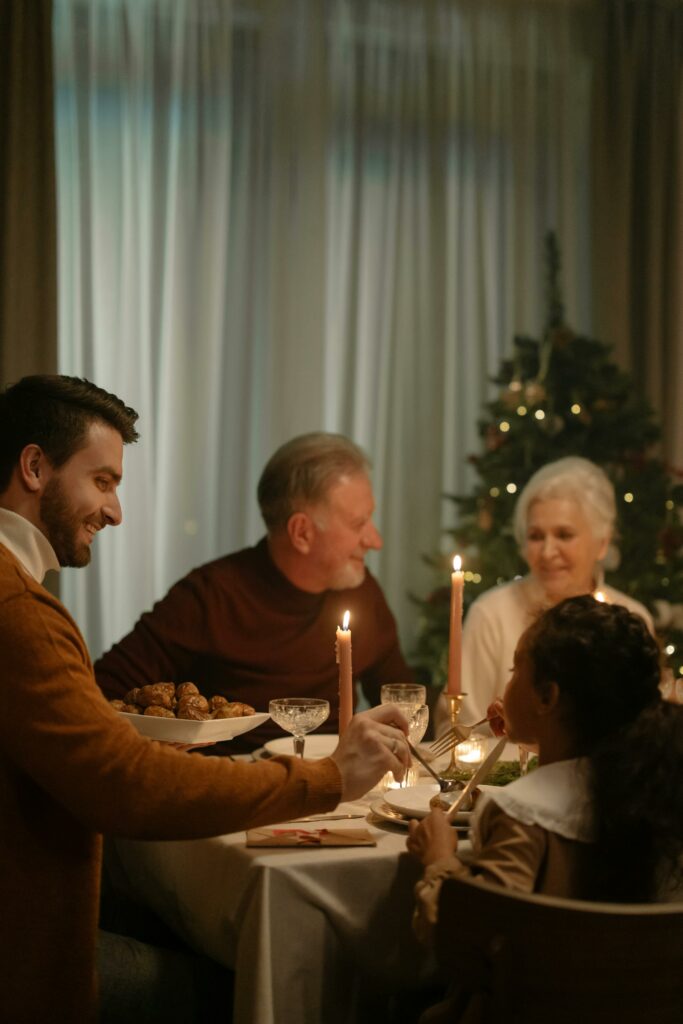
[438,692,466,780]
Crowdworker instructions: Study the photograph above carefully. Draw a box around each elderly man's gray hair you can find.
[257,432,371,531]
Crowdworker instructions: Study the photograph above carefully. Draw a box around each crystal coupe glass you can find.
[269,698,331,758]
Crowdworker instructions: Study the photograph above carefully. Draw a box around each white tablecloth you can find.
[108,792,441,1024]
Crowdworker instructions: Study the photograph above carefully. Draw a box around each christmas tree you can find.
[415,233,683,688]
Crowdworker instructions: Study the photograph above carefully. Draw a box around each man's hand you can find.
[406,808,458,866]
[330,704,412,802]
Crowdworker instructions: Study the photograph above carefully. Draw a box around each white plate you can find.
[369,800,470,831]
[119,711,270,744]
[385,783,497,820]
[264,734,338,759]
[384,783,442,819]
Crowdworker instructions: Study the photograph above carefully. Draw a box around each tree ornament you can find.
[477,502,494,532]
[485,423,506,452]
[653,599,673,629]
[542,414,564,436]
[671,604,683,631]
[500,386,522,410]
[524,379,546,405]
[547,325,575,350]
[658,525,683,559]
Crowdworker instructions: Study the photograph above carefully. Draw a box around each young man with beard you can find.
[96,432,414,752]
[0,376,410,1023]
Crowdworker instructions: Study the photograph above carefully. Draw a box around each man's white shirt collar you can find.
[0,508,60,582]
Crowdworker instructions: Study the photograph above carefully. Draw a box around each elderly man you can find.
[96,432,413,750]
[0,377,410,1023]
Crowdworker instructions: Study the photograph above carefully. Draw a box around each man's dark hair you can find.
[0,375,139,491]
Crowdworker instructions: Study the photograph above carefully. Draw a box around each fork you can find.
[429,716,489,758]
[404,735,463,794]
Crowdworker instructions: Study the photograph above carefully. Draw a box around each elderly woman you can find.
[441,456,652,728]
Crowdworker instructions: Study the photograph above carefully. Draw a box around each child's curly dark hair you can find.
[526,595,683,902]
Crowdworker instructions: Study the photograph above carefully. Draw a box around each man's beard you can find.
[40,476,93,568]
[329,560,366,591]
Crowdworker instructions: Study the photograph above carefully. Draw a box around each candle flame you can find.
[594,590,606,603]
[453,555,462,572]
[342,609,350,630]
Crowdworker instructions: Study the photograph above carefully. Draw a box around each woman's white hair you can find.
[513,456,616,548]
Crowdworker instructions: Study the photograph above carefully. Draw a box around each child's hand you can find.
[406,808,458,866]
[486,699,506,736]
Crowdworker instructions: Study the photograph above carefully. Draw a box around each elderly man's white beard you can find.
[328,561,366,591]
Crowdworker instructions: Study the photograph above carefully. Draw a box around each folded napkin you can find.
[246,828,376,847]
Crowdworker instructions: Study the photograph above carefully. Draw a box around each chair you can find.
[430,875,683,1024]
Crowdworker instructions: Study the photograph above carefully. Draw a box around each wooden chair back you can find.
[433,875,683,1023]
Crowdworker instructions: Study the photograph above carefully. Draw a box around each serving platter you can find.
[118,710,270,743]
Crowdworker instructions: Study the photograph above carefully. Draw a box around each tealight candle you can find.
[336,610,353,735]
[456,739,485,765]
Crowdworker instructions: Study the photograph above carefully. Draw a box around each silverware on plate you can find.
[403,735,464,794]
[445,737,507,821]
[285,813,365,823]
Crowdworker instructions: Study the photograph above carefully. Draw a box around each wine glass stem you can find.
[294,735,305,758]
[519,746,529,776]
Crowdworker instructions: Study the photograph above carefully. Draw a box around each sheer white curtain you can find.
[54,0,593,660]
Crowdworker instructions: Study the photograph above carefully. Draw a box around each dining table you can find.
[107,776,455,1024]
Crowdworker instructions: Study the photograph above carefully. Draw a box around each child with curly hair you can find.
[409,595,683,945]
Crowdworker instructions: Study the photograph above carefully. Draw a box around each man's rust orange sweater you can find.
[0,544,340,1023]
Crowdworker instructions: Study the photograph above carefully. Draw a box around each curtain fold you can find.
[54,0,663,660]
[592,0,683,467]
[0,0,57,385]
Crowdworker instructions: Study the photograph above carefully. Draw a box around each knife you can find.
[445,737,507,821]
[285,814,365,823]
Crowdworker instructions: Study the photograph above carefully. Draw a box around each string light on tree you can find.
[499,421,510,433]
[506,483,517,494]
[517,405,528,416]
[624,492,634,503]
[570,403,582,415]
[534,409,546,421]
